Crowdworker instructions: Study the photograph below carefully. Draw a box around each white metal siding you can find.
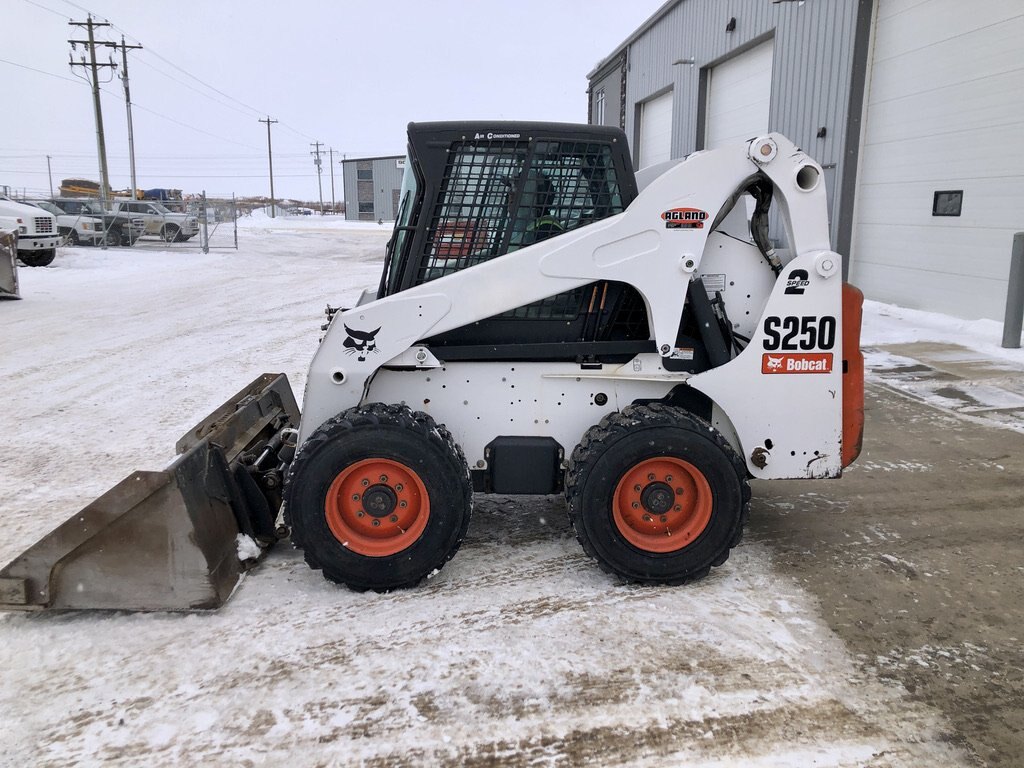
[850,0,1024,319]
[638,90,673,169]
[706,39,775,149]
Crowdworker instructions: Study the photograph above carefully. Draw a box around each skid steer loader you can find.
[0,123,864,611]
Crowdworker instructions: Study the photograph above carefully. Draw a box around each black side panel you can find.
[486,436,564,495]
[686,278,731,369]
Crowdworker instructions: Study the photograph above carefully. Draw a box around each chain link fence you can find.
[127,192,238,253]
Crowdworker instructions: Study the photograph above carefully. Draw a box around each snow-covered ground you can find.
[0,221,989,765]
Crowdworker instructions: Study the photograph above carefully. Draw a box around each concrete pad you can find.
[752,382,1024,767]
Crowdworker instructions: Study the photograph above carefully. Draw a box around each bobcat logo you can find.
[343,325,381,362]
[765,355,784,371]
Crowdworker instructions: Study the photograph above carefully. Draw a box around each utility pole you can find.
[310,141,325,215]
[46,155,53,197]
[69,15,115,202]
[258,117,278,218]
[328,147,336,214]
[107,36,143,198]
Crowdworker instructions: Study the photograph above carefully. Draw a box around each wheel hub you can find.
[640,481,675,515]
[362,484,397,517]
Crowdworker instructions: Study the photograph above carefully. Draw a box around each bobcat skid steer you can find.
[0,123,864,611]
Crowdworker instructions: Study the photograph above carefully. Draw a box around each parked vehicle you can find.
[111,199,199,242]
[25,201,105,246]
[0,225,21,297]
[49,198,145,247]
[0,195,59,266]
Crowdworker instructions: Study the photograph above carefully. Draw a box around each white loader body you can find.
[302,134,846,480]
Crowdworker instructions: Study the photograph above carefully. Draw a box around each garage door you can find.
[849,0,1024,320]
[705,39,774,149]
[638,90,673,169]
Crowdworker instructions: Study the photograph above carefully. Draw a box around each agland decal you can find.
[662,208,708,229]
[761,352,833,374]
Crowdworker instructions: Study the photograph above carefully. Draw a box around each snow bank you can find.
[862,299,1024,365]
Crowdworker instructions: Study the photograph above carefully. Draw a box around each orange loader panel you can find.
[842,283,865,468]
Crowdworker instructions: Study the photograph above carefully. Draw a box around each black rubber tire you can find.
[565,403,750,585]
[18,249,56,267]
[284,403,472,591]
[161,224,180,243]
[103,227,121,247]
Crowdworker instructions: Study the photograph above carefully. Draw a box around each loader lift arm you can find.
[300,133,834,444]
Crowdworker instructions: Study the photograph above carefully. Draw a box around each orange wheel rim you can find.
[612,457,712,553]
[324,458,429,557]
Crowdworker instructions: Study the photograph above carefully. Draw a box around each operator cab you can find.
[380,122,653,359]
[378,121,778,376]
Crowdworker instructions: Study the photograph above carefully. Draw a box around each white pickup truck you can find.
[0,195,60,266]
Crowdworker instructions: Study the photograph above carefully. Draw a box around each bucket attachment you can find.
[0,373,299,611]
[0,230,19,300]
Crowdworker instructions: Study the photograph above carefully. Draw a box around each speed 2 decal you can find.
[661,208,708,229]
[784,268,810,295]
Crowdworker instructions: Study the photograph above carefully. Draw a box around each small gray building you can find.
[341,155,406,222]
[588,0,1024,322]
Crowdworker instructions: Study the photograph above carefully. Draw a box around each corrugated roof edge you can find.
[585,0,682,80]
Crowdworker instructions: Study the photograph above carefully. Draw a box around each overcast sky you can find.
[3,0,663,202]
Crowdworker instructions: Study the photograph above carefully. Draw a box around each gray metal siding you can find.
[606,0,861,245]
[342,156,405,221]
[590,68,622,127]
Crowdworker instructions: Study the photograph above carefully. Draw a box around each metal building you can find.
[588,0,1024,321]
[341,155,406,222]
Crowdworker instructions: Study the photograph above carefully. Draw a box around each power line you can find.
[96,84,261,151]
[60,1,336,145]
[20,0,70,20]
[0,56,81,85]
[130,56,261,122]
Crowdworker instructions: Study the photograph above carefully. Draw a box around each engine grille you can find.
[34,217,54,234]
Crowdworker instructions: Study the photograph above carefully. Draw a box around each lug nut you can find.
[361,479,369,487]
[390,515,398,523]
[660,515,668,523]
[395,484,404,492]
[665,475,673,482]
[674,505,681,512]
[631,502,640,509]
[399,501,407,508]
[379,475,388,483]
[676,488,684,495]
[351,494,360,501]
[357,511,365,518]
[372,519,380,527]
[642,514,653,522]
[647,473,656,481]
[634,484,642,492]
